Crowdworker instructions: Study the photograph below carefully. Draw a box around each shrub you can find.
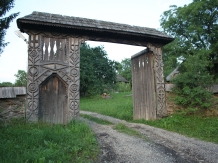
[115,82,131,92]
[172,54,213,109]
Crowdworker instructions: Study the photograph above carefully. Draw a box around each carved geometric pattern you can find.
[26,31,85,123]
[26,34,41,121]
[147,44,167,118]
[67,37,84,120]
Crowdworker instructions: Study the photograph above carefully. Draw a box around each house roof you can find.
[116,75,129,83]
[0,87,26,98]
[17,11,174,46]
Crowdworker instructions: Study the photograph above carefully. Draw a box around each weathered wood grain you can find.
[39,74,67,124]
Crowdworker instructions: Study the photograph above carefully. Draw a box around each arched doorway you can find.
[39,74,67,124]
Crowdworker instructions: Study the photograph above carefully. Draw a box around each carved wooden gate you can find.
[17,11,173,123]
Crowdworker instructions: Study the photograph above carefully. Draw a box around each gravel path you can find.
[80,111,218,163]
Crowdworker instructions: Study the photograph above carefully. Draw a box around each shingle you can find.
[18,11,172,40]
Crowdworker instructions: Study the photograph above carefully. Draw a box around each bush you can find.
[115,82,131,92]
[172,54,213,109]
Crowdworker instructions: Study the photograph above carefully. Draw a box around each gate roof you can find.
[17,11,173,46]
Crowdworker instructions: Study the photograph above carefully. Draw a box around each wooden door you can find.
[39,74,67,124]
[132,51,156,120]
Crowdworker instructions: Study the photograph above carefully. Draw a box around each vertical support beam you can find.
[67,37,82,122]
[148,44,167,118]
[26,34,41,121]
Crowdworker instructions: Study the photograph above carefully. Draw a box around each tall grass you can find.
[0,118,99,163]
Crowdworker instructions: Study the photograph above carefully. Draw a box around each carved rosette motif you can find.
[147,44,167,118]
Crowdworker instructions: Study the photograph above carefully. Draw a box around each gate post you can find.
[148,44,167,118]
[26,34,40,121]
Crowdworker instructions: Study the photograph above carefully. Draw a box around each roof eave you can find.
[17,19,174,46]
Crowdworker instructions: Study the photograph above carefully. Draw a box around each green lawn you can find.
[0,118,99,163]
[80,92,133,121]
[81,92,218,144]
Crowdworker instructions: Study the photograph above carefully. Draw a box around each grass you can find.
[81,114,149,142]
[80,92,133,121]
[80,92,218,144]
[80,114,113,125]
[0,118,99,163]
[114,123,149,141]
[134,113,218,144]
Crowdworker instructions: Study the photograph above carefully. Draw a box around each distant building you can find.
[116,74,129,83]
[0,87,26,98]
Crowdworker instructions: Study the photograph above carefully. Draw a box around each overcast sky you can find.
[0,0,192,83]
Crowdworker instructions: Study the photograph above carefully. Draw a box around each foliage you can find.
[161,0,217,107]
[14,70,27,86]
[80,92,133,121]
[0,118,99,163]
[115,82,131,92]
[0,0,19,54]
[80,43,118,96]
[0,81,13,87]
[117,58,132,84]
[172,54,213,108]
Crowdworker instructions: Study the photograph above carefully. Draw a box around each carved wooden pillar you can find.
[26,31,85,124]
[67,38,81,121]
[147,44,167,118]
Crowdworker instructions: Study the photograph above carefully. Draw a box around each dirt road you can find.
[80,111,218,163]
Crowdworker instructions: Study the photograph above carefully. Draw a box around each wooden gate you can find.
[132,50,156,120]
[39,74,67,124]
[17,11,172,123]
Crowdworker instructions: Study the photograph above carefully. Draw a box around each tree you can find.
[117,58,132,84]
[80,43,118,96]
[0,82,13,87]
[14,70,27,86]
[161,0,218,77]
[160,0,217,108]
[0,0,19,54]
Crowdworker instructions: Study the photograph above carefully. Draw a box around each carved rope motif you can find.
[147,44,167,118]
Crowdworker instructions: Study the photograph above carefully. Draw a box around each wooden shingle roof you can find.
[116,75,129,83]
[17,11,174,46]
[0,87,26,98]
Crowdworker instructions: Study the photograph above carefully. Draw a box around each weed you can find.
[114,123,148,141]
[0,118,99,163]
[80,114,113,125]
